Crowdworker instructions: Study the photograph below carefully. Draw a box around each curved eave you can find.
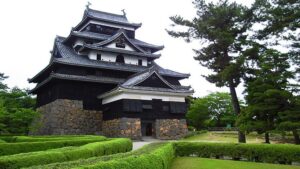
[81,45,161,59]
[28,62,54,83]
[29,73,124,94]
[98,86,194,99]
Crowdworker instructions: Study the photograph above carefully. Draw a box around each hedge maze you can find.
[0,136,299,169]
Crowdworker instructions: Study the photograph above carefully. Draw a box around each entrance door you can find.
[141,121,154,137]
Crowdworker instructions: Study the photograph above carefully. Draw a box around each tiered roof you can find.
[29,8,192,95]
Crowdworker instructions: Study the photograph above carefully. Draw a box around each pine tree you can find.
[238,49,293,143]
[167,0,252,142]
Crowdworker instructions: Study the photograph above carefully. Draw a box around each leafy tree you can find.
[186,92,235,130]
[252,0,300,80]
[205,92,235,127]
[186,98,210,130]
[277,95,300,144]
[0,73,37,135]
[237,49,293,143]
[0,73,8,92]
[167,0,252,142]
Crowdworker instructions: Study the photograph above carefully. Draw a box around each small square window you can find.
[138,59,143,66]
[97,54,101,61]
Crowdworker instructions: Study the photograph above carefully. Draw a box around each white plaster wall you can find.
[105,42,135,51]
[88,51,116,62]
[102,92,186,104]
[88,51,147,66]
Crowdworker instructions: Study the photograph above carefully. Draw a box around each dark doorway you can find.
[141,121,154,137]
[116,54,125,63]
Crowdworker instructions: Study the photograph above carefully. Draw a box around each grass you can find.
[183,131,293,143]
[171,157,300,169]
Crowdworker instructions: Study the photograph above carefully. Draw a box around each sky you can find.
[0,0,254,98]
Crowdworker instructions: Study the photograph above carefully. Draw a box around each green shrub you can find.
[175,142,300,164]
[0,135,102,143]
[0,138,132,169]
[0,136,106,156]
[77,143,175,169]
[26,143,166,169]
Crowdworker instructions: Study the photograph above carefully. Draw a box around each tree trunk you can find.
[265,132,270,144]
[229,81,246,143]
[292,130,300,145]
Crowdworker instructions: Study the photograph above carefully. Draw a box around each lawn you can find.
[171,157,300,169]
[183,131,293,143]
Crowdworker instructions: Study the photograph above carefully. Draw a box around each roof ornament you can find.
[121,9,126,17]
[86,1,92,9]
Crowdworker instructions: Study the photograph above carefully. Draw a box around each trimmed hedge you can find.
[81,143,175,169]
[0,138,132,169]
[174,142,300,164]
[0,136,106,156]
[26,143,174,169]
[0,135,102,143]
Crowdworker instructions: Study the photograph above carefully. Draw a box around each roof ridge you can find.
[86,8,127,19]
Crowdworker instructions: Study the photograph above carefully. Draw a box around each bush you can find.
[78,143,175,169]
[175,142,300,164]
[26,143,174,169]
[0,135,102,143]
[0,138,132,169]
[0,136,106,156]
[26,143,167,169]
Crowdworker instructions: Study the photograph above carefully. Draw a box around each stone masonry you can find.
[102,118,142,140]
[31,99,102,135]
[155,119,188,140]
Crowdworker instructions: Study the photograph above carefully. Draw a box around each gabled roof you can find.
[29,37,189,83]
[74,8,142,31]
[85,29,146,53]
[121,66,176,90]
[63,31,164,52]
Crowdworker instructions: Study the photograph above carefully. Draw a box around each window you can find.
[116,54,125,63]
[96,53,101,61]
[142,104,153,110]
[138,59,143,66]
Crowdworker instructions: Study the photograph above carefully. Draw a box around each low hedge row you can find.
[26,143,174,169]
[26,143,166,169]
[0,138,132,169]
[174,142,300,164]
[79,143,175,169]
[0,136,106,156]
[0,135,102,143]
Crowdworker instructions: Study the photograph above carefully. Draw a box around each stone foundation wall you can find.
[155,119,188,140]
[31,99,102,135]
[102,118,141,140]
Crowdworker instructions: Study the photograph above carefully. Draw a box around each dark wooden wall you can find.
[102,99,187,120]
[36,79,116,110]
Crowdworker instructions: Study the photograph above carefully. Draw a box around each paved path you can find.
[132,137,161,150]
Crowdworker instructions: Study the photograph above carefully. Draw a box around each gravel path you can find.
[132,137,161,150]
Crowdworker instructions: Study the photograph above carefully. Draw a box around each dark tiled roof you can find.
[30,73,124,93]
[29,37,189,83]
[69,31,164,51]
[121,86,193,93]
[84,8,142,29]
[120,66,192,93]
[56,37,188,78]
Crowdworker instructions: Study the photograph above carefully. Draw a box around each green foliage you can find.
[76,143,175,169]
[26,143,168,169]
[187,92,235,129]
[0,74,37,135]
[0,136,106,156]
[238,49,295,143]
[0,138,132,169]
[175,142,300,164]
